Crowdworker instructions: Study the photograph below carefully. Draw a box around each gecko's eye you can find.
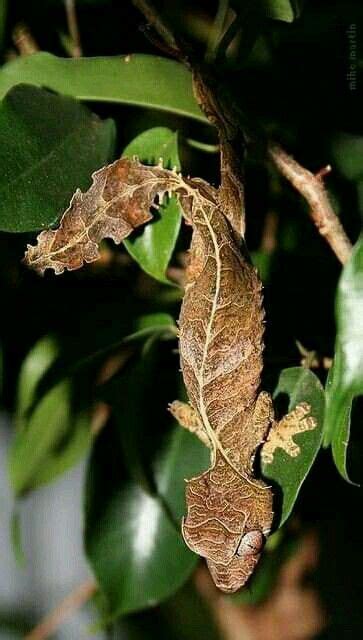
[236,530,264,557]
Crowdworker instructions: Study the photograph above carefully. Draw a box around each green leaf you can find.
[262,367,325,527]
[0,84,115,232]
[8,336,93,496]
[0,53,205,122]
[331,133,363,182]
[85,346,209,618]
[261,0,303,21]
[123,128,182,283]
[232,0,303,23]
[323,236,363,481]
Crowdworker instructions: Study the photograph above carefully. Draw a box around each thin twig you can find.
[65,0,82,57]
[268,144,353,265]
[25,579,97,640]
[132,0,178,52]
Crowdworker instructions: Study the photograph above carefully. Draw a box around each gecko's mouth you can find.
[182,516,239,565]
[207,552,261,593]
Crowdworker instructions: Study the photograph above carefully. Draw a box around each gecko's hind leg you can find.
[169,400,211,448]
[261,402,317,465]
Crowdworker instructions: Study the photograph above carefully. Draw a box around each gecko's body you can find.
[173,177,274,592]
[170,73,317,592]
[171,169,317,592]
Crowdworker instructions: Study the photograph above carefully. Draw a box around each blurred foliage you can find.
[0,0,362,638]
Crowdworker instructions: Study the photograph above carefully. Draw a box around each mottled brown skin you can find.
[178,179,274,593]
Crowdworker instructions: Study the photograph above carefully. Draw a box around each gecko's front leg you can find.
[169,400,212,449]
[261,402,317,465]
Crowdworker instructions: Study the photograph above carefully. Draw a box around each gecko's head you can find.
[182,467,273,593]
[184,517,268,593]
[206,529,266,593]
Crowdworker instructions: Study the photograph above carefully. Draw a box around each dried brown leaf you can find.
[24,158,185,275]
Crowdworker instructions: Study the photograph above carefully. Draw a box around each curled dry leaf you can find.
[24,158,188,275]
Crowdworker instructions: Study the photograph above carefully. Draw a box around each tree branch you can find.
[268,144,353,265]
[24,579,97,640]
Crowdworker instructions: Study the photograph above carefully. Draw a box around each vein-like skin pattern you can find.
[178,180,274,593]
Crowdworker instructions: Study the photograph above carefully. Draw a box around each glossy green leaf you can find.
[85,345,209,618]
[262,367,325,527]
[232,0,303,22]
[123,128,182,283]
[0,84,115,232]
[0,53,205,122]
[262,0,303,21]
[323,236,363,481]
[8,336,92,496]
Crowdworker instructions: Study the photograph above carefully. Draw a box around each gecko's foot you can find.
[169,400,211,448]
[261,402,317,465]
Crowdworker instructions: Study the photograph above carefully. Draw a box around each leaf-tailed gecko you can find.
[169,71,317,592]
[24,72,317,592]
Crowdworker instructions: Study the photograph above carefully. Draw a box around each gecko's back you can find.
[178,185,273,592]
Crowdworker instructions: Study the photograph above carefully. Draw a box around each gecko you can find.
[168,71,317,593]
[168,168,316,593]
[24,72,317,592]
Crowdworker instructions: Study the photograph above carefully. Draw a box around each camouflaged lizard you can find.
[24,74,316,594]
